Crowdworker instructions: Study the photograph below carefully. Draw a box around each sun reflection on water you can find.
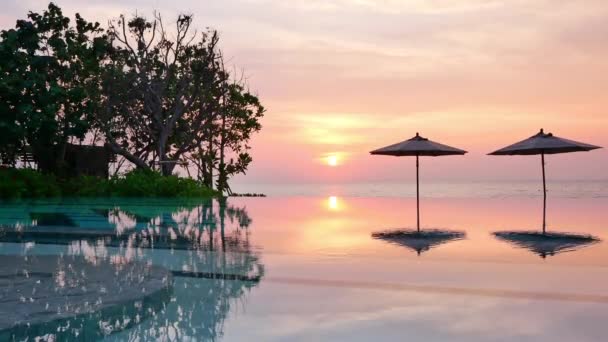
[327,196,340,210]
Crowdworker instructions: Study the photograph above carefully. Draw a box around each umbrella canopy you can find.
[370,133,467,232]
[489,129,601,156]
[371,133,467,156]
[489,129,601,233]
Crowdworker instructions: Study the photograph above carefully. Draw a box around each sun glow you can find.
[327,196,339,210]
[327,155,338,166]
[319,152,349,168]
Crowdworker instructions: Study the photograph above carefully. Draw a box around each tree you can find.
[99,13,225,176]
[0,3,108,174]
[215,82,264,194]
[1,4,264,189]
[187,66,264,193]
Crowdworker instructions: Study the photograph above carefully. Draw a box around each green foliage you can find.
[0,3,109,171]
[0,168,217,199]
[0,168,61,198]
[192,81,265,194]
[214,83,264,193]
[109,170,217,197]
[61,175,110,197]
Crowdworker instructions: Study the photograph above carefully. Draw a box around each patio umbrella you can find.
[370,133,467,231]
[489,129,601,233]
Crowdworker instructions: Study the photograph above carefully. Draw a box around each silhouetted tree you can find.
[0,3,108,173]
[189,75,264,193]
[1,4,264,188]
[98,13,225,176]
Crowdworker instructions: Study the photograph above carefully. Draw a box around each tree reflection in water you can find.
[0,198,263,341]
[108,198,263,341]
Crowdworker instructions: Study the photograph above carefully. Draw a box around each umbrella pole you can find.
[541,152,547,234]
[416,154,420,232]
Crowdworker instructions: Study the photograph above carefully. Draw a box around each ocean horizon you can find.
[231,179,608,199]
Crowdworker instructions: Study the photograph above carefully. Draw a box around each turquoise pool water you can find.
[1,196,607,341]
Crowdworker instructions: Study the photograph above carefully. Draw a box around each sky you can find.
[2,0,608,184]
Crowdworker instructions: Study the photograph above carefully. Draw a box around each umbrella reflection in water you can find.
[493,231,600,258]
[372,229,466,256]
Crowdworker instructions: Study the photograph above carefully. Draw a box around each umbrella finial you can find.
[416,132,419,137]
[538,128,553,137]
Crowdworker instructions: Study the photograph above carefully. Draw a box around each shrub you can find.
[109,170,217,197]
[62,175,111,197]
[0,168,61,199]
[0,168,217,199]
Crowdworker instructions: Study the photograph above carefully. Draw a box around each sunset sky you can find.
[3,0,607,183]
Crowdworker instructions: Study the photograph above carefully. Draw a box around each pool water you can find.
[0,196,607,341]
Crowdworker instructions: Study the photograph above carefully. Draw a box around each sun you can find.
[326,155,338,166]
[327,196,339,210]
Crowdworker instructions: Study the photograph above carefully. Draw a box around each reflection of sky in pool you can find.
[0,196,607,341]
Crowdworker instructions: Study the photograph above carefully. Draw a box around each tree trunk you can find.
[158,130,171,176]
[104,140,150,171]
[217,112,227,194]
[55,140,68,177]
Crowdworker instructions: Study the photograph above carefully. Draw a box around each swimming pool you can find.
[1,196,607,341]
